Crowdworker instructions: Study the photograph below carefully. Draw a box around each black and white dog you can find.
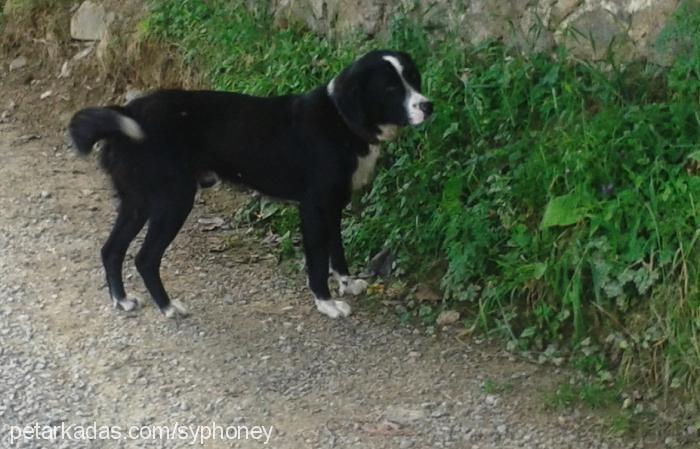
[69,50,433,319]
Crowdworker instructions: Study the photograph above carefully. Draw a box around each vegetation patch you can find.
[145,0,700,402]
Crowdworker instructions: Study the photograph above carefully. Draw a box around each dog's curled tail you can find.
[68,107,145,155]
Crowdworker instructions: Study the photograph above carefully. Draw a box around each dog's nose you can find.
[419,101,434,117]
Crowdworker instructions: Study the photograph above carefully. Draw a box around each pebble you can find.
[485,394,499,406]
[58,61,71,78]
[385,405,427,424]
[9,55,27,71]
[436,309,460,326]
[399,439,414,449]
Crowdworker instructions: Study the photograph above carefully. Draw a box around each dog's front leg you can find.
[300,201,351,318]
[328,208,368,297]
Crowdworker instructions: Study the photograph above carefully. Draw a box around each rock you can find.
[9,56,27,71]
[58,61,71,79]
[436,310,460,326]
[40,91,53,100]
[550,0,584,26]
[198,216,225,231]
[430,404,449,418]
[384,405,426,425]
[271,0,403,36]
[223,294,235,305]
[335,0,384,35]
[267,1,677,63]
[17,134,40,144]
[365,247,393,278]
[557,6,632,61]
[415,285,441,302]
[70,1,115,41]
[72,45,94,60]
[628,0,679,66]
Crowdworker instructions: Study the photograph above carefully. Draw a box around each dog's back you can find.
[70,89,323,200]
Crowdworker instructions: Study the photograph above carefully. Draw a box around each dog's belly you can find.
[217,166,305,202]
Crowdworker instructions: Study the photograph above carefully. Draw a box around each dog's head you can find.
[328,50,433,143]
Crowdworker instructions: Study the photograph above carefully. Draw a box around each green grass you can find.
[144,0,700,398]
[482,378,515,395]
[546,378,653,436]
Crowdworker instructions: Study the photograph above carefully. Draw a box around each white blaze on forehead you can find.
[381,55,429,125]
[382,55,405,78]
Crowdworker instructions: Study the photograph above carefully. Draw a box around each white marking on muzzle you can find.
[382,55,429,125]
[119,115,145,141]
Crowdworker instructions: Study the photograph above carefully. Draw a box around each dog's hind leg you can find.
[101,199,148,311]
[135,187,196,318]
[328,208,368,297]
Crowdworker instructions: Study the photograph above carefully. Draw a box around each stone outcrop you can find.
[262,0,683,64]
[70,1,115,41]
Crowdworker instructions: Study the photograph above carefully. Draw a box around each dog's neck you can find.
[326,79,381,144]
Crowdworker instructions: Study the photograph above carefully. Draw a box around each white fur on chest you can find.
[352,144,380,190]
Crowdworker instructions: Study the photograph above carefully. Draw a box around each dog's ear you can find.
[330,66,378,143]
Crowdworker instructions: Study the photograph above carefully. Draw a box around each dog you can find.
[68,50,433,319]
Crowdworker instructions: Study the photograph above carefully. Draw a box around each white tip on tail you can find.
[119,115,145,141]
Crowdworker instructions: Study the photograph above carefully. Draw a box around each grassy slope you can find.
[145,0,700,398]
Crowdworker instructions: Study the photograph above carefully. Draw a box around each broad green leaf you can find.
[520,326,537,339]
[541,194,587,229]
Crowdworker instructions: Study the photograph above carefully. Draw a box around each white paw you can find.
[333,299,352,316]
[163,299,189,319]
[315,298,352,318]
[338,278,369,296]
[112,295,141,311]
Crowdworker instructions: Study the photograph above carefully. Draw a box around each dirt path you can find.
[0,109,669,449]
